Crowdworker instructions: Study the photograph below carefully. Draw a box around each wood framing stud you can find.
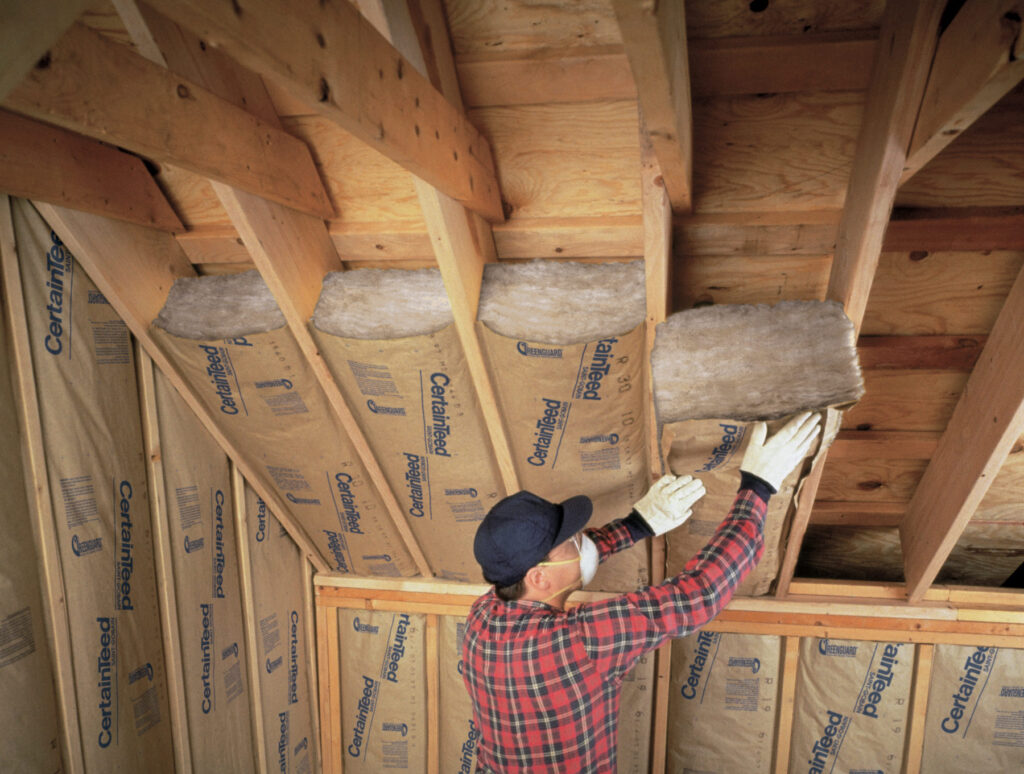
[773,637,800,774]
[146,0,504,222]
[901,264,1024,602]
[4,22,334,219]
[612,0,693,212]
[827,0,946,333]
[901,0,1024,183]
[902,644,934,774]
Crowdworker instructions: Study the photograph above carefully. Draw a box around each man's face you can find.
[541,531,583,586]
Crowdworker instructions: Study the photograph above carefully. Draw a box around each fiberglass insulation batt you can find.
[653,301,863,594]
[311,269,506,583]
[151,270,415,576]
[244,486,317,774]
[789,637,912,773]
[152,367,256,771]
[477,260,650,592]
[12,198,174,770]
[0,267,62,773]
[667,631,781,773]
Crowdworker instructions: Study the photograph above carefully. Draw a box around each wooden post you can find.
[425,613,440,774]
[772,637,800,773]
[902,644,934,774]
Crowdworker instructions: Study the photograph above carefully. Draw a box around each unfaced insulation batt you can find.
[0,279,62,774]
[921,644,1024,770]
[244,487,317,774]
[152,367,255,770]
[789,638,912,773]
[667,631,781,773]
[653,301,862,594]
[338,609,427,772]
[13,198,173,770]
[312,269,506,582]
[477,260,650,592]
[152,271,415,577]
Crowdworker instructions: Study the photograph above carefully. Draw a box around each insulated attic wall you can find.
[11,198,174,771]
[0,272,63,773]
[477,260,651,591]
[150,365,256,771]
[151,272,416,577]
[311,269,506,583]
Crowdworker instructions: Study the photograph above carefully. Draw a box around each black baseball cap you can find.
[473,490,593,587]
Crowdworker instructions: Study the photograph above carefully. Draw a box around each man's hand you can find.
[740,411,821,492]
[633,475,707,536]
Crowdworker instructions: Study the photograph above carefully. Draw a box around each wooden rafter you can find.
[0,0,92,100]
[901,264,1024,602]
[901,0,1024,183]
[145,0,505,222]
[119,1,435,578]
[30,201,331,573]
[612,0,693,212]
[3,22,334,219]
[0,109,183,232]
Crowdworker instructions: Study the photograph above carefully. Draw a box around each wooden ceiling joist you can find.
[0,109,184,232]
[808,502,904,528]
[901,0,1024,184]
[121,1,435,577]
[30,201,331,573]
[3,21,334,220]
[901,264,1024,602]
[612,0,693,212]
[777,0,947,598]
[0,0,92,101]
[145,0,505,223]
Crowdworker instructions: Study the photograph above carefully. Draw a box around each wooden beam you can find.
[772,637,800,774]
[0,194,86,774]
[425,613,440,774]
[858,335,986,371]
[901,265,1024,601]
[808,501,904,527]
[145,0,504,222]
[366,0,520,494]
[901,0,1024,183]
[826,0,946,333]
[612,0,693,212]
[884,208,1024,250]
[902,644,934,774]
[0,109,183,232]
[31,201,331,572]
[136,346,192,774]
[302,560,322,774]
[774,452,827,597]
[4,22,334,219]
[0,0,92,100]
[830,430,940,460]
[314,602,336,774]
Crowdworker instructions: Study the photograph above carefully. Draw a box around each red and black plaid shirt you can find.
[461,487,767,773]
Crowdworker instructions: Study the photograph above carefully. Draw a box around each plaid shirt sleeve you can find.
[572,486,767,680]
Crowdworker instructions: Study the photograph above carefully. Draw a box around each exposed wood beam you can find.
[145,0,505,222]
[365,0,520,494]
[885,208,1024,250]
[116,2,435,577]
[0,109,183,232]
[3,22,334,219]
[0,0,92,100]
[858,335,986,371]
[808,501,904,527]
[31,201,330,572]
[612,0,693,212]
[902,644,934,774]
[830,430,940,460]
[772,638,800,774]
[901,264,1024,602]
[901,0,1024,183]
[827,0,946,333]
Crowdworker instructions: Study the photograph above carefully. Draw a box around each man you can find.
[462,412,821,773]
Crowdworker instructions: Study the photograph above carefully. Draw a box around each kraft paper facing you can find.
[667,631,780,773]
[151,322,416,577]
[312,323,505,582]
[664,409,839,595]
[440,615,479,773]
[338,608,427,772]
[0,272,63,774]
[921,644,1024,770]
[152,368,255,771]
[244,486,316,774]
[13,198,173,771]
[790,637,911,773]
[478,323,651,592]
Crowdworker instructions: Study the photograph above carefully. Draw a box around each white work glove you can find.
[740,412,822,492]
[633,475,707,536]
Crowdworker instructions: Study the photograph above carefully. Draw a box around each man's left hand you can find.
[633,475,707,536]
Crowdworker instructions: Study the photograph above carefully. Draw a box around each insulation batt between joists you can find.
[152,271,416,576]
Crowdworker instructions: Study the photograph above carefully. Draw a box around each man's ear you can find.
[524,566,549,592]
